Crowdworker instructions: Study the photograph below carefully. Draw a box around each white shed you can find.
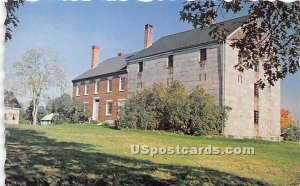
[40,113,55,125]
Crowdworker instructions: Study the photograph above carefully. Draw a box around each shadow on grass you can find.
[5,127,270,186]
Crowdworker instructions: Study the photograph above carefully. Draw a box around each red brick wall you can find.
[72,73,128,122]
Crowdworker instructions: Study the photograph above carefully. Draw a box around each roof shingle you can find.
[72,53,134,82]
[127,15,249,61]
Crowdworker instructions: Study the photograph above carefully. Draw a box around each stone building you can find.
[126,16,281,140]
[4,90,22,125]
[72,46,132,123]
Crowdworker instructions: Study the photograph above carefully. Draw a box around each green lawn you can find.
[5,124,300,186]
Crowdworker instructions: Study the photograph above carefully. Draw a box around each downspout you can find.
[221,41,226,135]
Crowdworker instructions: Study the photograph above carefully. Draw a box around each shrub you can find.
[47,94,89,124]
[117,81,230,136]
[52,115,63,125]
[188,86,231,135]
[281,124,299,142]
[116,107,138,129]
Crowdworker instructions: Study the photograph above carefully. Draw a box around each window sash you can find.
[117,100,126,107]
[84,82,89,95]
[138,62,143,72]
[254,111,259,124]
[107,79,112,92]
[106,101,112,115]
[200,49,207,61]
[119,76,125,91]
[94,80,100,94]
[168,55,173,68]
[76,84,80,96]
[254,83,259,97]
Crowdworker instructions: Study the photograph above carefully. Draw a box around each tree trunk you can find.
[33,105,38,125]
[32,98,39,125]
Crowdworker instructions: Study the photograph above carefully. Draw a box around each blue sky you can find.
[4,0,300,120]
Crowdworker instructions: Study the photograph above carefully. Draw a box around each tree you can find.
[46,94,88,124]
[281,124,299,141]
[23,100,48,124]
[12,49,68,125]
[280,108,295,127]
[117,81,230,136]
[5,0,24,42]
[189,86,230,135]
[180,1,300,88]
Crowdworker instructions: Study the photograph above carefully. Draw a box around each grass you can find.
[5,124,300,186]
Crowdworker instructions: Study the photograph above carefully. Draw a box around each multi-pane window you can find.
[119,75,125,91]
[117,99,126,108]
[168,55,174,68]
[200,48,207,62]
[138,62,143,72]
[94,79,100,94]
[254,110,259,124]
[76,83,80,96]
[84,81,89,95]
[107,77,113,92]
[106,100,113,116]
[254,83,259,97]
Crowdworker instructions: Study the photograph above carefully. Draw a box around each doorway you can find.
[92,99,99,120]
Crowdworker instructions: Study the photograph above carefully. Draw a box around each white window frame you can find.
[105,100,113,116]
[84,81,90,95]
[117,99,126,108]
[94,79,100,94]
[107,77,113,93]
[119,75,125,91]
[76,82,81,96]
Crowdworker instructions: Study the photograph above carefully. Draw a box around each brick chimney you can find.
[209,9,216,25]
[91,45,100,69]
[209,17,216,25]
[118,52,125,57]
[144,24,153,49]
